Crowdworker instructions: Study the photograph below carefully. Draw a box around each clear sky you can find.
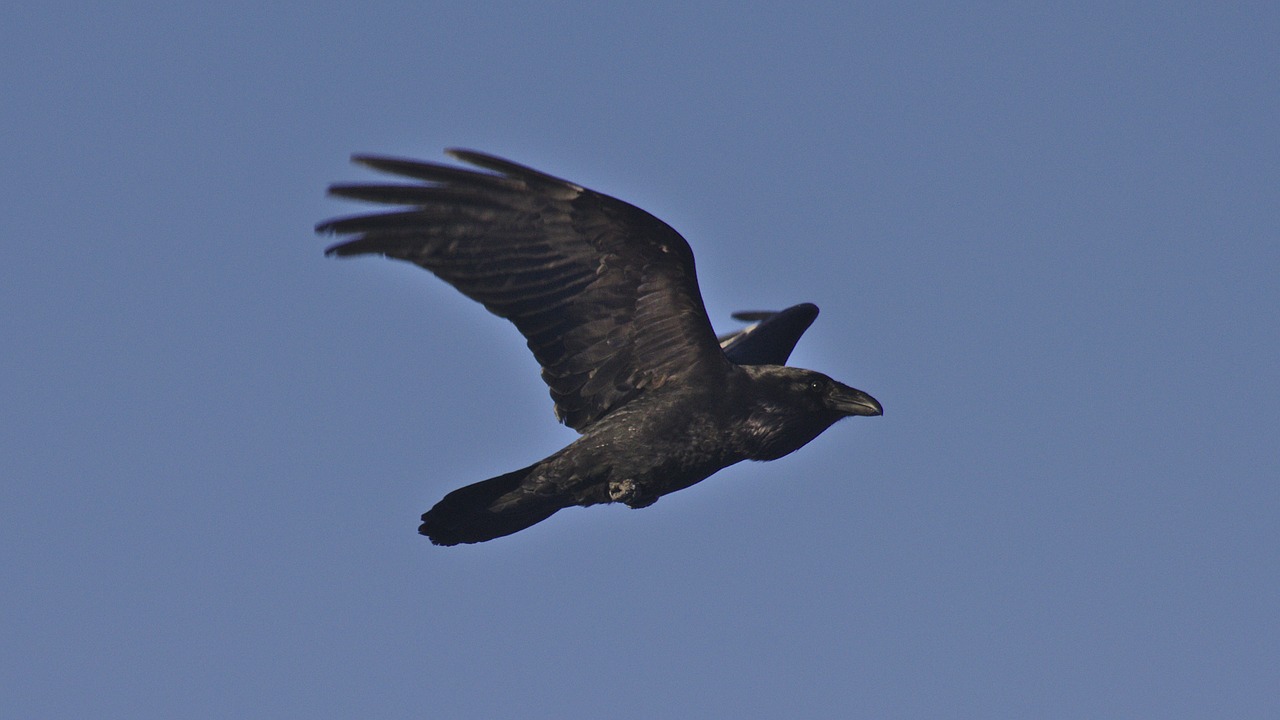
[4,2,1277,718]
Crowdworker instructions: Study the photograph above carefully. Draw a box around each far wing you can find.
[718,303,819,366]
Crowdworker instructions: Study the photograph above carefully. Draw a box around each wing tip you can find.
[729,302,819,323]
[322,239,358,257]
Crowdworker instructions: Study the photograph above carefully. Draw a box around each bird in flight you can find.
[316,150,882,545]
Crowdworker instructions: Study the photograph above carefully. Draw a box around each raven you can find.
[316,150,881,545]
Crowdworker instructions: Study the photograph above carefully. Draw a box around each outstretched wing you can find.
[718,303,819,366]
[316,150,728,431]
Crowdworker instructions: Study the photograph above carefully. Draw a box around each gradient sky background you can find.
[4,2,1277,718]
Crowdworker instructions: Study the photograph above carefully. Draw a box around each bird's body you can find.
[317,150,881,545]
[420,364,862,545]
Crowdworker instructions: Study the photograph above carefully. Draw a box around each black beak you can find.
[831,386,883,417]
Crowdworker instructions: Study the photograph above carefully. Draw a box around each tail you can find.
[419,463,566,546]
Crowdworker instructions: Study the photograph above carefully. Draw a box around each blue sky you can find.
[3,2,1277,717]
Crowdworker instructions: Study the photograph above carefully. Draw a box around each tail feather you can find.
[419,463,565,546]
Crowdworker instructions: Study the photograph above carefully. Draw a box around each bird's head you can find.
[740,365,881,460]
[747,365,881,417]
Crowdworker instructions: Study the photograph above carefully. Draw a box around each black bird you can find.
[316,150,882,545]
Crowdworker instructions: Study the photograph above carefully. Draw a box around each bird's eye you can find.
[809,380,823,392]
